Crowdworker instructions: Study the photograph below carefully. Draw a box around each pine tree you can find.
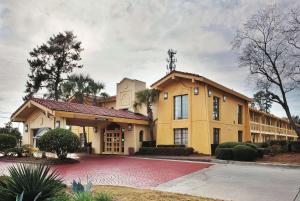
[25,31,83,100]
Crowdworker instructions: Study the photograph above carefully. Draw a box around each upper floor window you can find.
[213,96,220,120]
[174,95,188,119]
[238,105,243,124]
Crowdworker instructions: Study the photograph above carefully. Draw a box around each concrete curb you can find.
[211,159,300,169]
[131,155,300,169]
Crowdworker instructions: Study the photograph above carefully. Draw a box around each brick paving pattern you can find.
[0,156,211,188]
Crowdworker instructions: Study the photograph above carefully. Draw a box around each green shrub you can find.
[291,141,300,152]
[138,147,193,156]
[257,148,264,158]
[254,142,269,148]
[157,144,185,148]
[142,141,156,147]
[0,164,64,201]
[4,147,23,157]
[215,148,234,160]
[0,134,17,152]
[217,142,243,148]
[233,145,257,161]
[269,140,288,152]
[39,128,80,159]
[245,143,259,150]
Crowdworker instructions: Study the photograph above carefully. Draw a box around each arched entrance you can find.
[104,123,124,154]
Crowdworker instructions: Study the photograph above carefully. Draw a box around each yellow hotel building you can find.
[11,70,298,155]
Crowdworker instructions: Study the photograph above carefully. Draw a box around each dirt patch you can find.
[0,156,79,165]
[92,185,221,201]
[258,152,300,165]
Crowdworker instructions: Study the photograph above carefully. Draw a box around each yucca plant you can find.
[0,164,65,201]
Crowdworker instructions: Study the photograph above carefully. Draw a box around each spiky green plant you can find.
[0,164,64,201]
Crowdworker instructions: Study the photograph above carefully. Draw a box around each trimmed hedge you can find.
[216,142,263,161]
[142,141,156,147]
[291,141,300,152]
[257,148,265,158]
[217,142,243,148]
[157,144,185,148]
[254,142,269,148]
[138,147,194,156]
[39,128,80,159]
[215,148,233,160]
[0,134,17,151]
[233,145,258,161]
[4,147,23,157]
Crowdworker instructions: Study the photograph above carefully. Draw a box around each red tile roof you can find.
[31,98,148,121]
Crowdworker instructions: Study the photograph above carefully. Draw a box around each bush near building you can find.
[291,141,300,152]
[38,128,80,159]
[0,134,17,153]
[138,146,194,156]
[215,142,261,161]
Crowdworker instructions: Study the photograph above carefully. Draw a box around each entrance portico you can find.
[11,98,150,155]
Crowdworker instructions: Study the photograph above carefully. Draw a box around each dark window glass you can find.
[238,131,243,142]
[174,95,188,119]
[174,128,188,145]
[238,105,243,124]
[213,128,220,144]
[139,130,144,142]
[213,96,220,120]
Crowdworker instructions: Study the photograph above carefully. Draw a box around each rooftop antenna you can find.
[166,49,177,74]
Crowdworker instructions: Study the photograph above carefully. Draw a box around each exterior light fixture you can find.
[223,95,227,102]
[164,92,168,100]
[194,87,199,95]
[208,89,212,97]
[128,124,133,131]
[55,120,60,128]
[24,124,28,132]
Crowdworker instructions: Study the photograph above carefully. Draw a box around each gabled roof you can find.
[151,71,253,102]
[11,98,148,123]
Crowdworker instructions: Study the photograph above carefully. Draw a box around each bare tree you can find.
[233,7,300,137]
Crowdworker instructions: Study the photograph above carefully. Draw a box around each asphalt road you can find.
[155,163,300,201]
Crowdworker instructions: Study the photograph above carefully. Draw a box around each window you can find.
[238,105,243,124]
[213,128,220,144]
[174,95,188,119]
[213,96,220,120]
[79,133,85,147]
[174,128,188,145]
[139,130,144,142]
[238,131,243,142]
[55,120,60,128]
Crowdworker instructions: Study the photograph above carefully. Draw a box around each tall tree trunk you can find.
[147,106,155,141]
[83,126,88,147]
[282,103,300,139]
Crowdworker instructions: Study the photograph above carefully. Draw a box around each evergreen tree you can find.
[253,91,273,113]
[25,31,83,100]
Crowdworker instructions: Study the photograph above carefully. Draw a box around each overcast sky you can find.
[0,0,300,128]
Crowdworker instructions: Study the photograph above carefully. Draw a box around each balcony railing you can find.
[250,121,297,136]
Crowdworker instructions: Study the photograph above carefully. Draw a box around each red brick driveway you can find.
[0,156,211,188]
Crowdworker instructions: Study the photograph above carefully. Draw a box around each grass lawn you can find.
[258,152,300,165]
[92,185,221,201]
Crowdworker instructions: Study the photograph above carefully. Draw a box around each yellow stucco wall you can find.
[156,78,251,155]
[22,107,67,146]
